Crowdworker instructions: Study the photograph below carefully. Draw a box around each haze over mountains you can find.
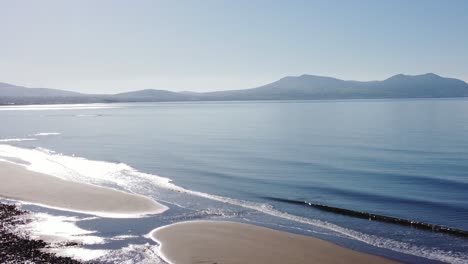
[1,73,468,105]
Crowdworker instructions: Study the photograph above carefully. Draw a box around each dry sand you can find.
[0,161,167,217]
[151,221,401,264]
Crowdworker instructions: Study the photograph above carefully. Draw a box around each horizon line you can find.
[1,72,467,95]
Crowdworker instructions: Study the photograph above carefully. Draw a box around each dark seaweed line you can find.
[266,197,468,238]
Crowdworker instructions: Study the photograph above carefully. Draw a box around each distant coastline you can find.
[2,73,468,105]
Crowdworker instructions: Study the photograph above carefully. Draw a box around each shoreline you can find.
[150,220,401,264]
[0,161,167,218]
[0,202,83,263]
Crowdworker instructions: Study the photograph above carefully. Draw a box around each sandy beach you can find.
[151,221,400,264]
[0,161,167,217]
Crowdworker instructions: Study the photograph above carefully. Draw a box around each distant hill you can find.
[200,73,468,100]
[114,89,190,101]
[0,82,83,97]
[1,73,468,105]
[0,82,93,105]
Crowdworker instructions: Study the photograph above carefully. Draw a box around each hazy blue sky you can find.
[1,0,467,93]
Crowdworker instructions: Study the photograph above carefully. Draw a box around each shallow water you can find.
[1,99,468,263]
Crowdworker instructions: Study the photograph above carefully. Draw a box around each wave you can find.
[32,132,61,136]
[265,197,468,237]
[0,144,466,264]
[295,184,468,212]
[75,114,102,117]
[0,138,36,142]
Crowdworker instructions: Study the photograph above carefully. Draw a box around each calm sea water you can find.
[1,99,468,263]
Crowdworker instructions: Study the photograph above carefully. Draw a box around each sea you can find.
[0,99,467,263]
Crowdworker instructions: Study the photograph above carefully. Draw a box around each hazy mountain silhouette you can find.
[200,73,468,100]
[0,82,83,97]
[1,73,468,105]
[114,89,189,101]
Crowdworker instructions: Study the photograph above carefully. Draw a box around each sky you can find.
[1,0,467,93]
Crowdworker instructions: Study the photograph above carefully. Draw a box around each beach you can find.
[0,161,167,218]
[0,157,402,264]
[151,221,400,264]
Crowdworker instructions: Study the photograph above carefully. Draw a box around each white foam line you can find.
[16,200,158,219]
[46,248,110,262]
[146,226,175,264]
[32,132,61,136]
[110,235,140,240]
[0,138,37,142]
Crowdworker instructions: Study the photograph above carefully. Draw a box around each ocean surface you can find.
[1,99,468,263]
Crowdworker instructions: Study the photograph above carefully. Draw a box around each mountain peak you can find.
[420,73,441,78]
[385,74,409,81]
[385,73,442,81]
[279,74,343,82]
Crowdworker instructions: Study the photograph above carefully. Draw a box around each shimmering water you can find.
[1,99,468,263]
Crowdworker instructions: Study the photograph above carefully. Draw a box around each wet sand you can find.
[0,161,167,217]
[151,221,401,264]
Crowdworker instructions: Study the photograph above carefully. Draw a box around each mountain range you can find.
[1,73,468,105]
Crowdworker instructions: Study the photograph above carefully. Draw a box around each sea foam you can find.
[0,138,36,142]
[95,243,164,264]
[16,213,104,245]
[12,211,108,261]
[32,132,61,136]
